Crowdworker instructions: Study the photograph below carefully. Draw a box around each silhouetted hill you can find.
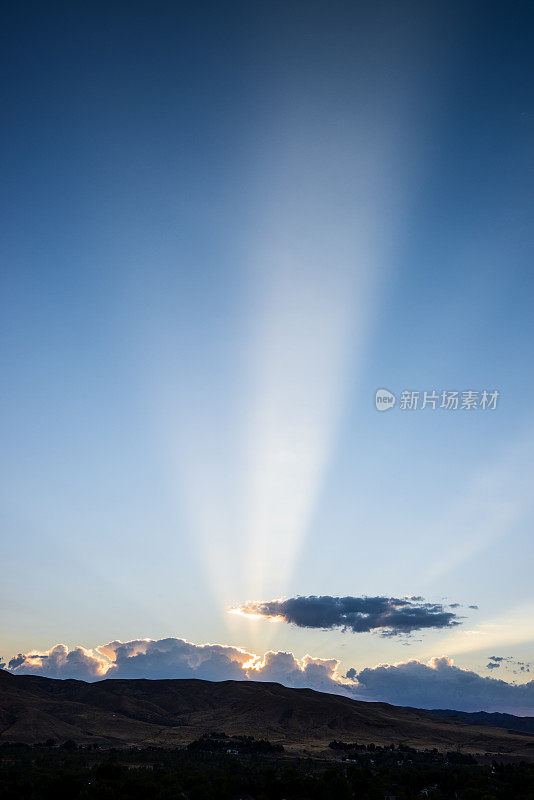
[432,708,534,735]
[1,669,534,757]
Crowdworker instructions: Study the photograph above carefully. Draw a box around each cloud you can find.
[232,595,462,636]
[7,654,25,670]
[6,636,534,714]
[7,645,107,681]
[352,656,534,714]
[7,639,253,683]
[485,656,531,675]
[6,638,343,695]
[102,639,253,682]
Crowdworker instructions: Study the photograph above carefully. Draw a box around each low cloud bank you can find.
[5,637,534,714]
[354,657,534,713]
[232,595,461,635]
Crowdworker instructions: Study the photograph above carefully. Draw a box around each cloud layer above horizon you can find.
[232,595,462,635]
[4,636,534,715]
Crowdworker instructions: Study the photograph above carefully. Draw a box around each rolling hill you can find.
[1,669,534,758]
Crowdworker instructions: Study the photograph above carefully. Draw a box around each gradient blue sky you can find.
[1,1,534,704]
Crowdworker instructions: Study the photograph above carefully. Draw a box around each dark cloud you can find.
[234,595,461,635]
[486,656,531,675]
[8,654,25,669]
[344,667,357,680]
[469,605,479,610]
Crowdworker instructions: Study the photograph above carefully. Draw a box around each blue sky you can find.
[1,1,534,711]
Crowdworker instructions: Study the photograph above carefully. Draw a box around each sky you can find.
[1,0,534,714]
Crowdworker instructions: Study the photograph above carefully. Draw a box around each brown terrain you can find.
[1,668,533,758]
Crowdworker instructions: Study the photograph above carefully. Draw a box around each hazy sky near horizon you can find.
[1,1,534,699]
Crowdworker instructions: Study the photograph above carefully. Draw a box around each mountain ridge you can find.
[430,708,534,735]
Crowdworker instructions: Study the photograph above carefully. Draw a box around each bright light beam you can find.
[143,23,435,620]
[240,97,413,601]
